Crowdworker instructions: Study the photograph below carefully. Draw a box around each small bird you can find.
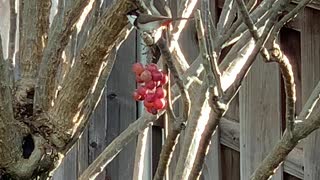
[126,9,189,32]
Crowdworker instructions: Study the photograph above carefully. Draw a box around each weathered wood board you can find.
[239,56,283,179]
[302,7,320,180]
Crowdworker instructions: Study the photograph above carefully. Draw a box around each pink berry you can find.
[152,71,163,81]
[137,86,147,96]
[145,81,156,89]
[146,63,158,72]
[133,91,142,101]
[140,70,152,82]
[154,98,166,110]
[136,75,144,83]
[145,93,156,102]
[155,87,167,98]
[144,100,154,109]
[132,62,145,75]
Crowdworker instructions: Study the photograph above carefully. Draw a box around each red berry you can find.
[132,62,145,75]
[160,73,169,85]
[145,93,155,102]
[136,75,144,83]
[144,100,154,109]
[133,91,142,101]
[146,63,158,72]
[137,86,147,96]
[155,87,167,98]
[154,98,166,110]
[147,107,158,115]
[140,70,152,82]
[145,81,156,89]
[152,71,163,81]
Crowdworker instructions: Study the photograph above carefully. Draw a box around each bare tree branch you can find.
[270,0,313,39]
[35,0,95,111]
[39,0,136,149]
[62,46,118,153]
[267,44,296,133]
[0,35,43,179]
[0,35,15,132]
[153,38,191,180]
[133,126,150,180]
[217,0,236,35]
[17,0,51,102]
[172,81,209,180]
[8,0,17,87]
[196,9,223,96]
[186,10,227,179]
[298,81,320,119]
[222,0,278,48]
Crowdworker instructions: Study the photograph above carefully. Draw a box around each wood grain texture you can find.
[105,30,137,180]
[219,117,303,179]
[221,145,240,180]
[53,145,78,180]
[302,7,320,180]
[89,93,107,180]
[239,56,283,180]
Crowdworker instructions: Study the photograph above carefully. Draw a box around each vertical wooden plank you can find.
[201,130,222,180]
[302,7,320,180]
[106,30,137,180]
[152,126,163,176]
[53,145,78,180]
[133,32,152,180]
[221,145,240,180]
[88,93,107,180]
[240,56,283,179]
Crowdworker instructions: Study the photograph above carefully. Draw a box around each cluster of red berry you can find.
[132,62,168,115]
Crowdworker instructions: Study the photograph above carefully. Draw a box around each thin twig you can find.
[79,113,159,180]
[217,0,235,34]
[153,38,191,180]
[195,10,215,88]
[188,10,227,179]
[222,0,277,48]
[223,15,277,98]
[158,38,191,123]
[270,0,313,40]
[298,81,320,119]
[205,12,223,97]
[235,0,270,60]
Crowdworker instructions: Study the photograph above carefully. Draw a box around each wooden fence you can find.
[52,0,320,180]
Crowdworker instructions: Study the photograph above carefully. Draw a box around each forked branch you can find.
[35,0,95,111]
